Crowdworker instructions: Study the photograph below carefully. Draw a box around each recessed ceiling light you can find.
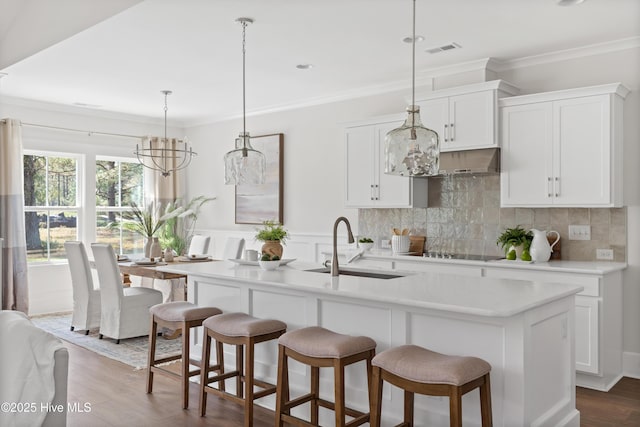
[403,35,424,44]
[557,0,585,6]
[296,64,314,70]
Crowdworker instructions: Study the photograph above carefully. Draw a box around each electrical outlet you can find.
[568,225,591,240]
[380,239,391,249]
[596,249,614,260]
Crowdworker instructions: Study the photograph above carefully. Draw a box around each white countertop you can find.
[158,260,582,318]
[359,251,627,274]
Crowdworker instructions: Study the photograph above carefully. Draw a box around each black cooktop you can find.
[423,253,504,261]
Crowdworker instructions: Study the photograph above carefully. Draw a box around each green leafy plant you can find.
[120,202,179,238]
[255,220,289,244]
[260,253,281,261]
[158,195,215,255]
[358,237,373,243]
[496,225,533,253]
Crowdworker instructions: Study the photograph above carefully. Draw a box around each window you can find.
[23,153,79,262]
[95,158,145,255]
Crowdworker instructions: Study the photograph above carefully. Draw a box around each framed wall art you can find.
[235,133,284,224]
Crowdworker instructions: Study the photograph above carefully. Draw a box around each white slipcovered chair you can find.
[188,235,211,256]
[64,241,101,334]
[91,243,163,344]
[223,237,245,260]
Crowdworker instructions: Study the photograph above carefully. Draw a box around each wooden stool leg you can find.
[146,316,157,394]
[236,344,244,399]
[244,338,255,427]
[311,366,320,425]
[199,332,212,416]
[404,390,414,426]
[216,340,226,392]
[370,366,383,427]
[181,322,190,409]
[275,345,288,427]
[449,386,462,427]
[334,359,346,427]
[480,374,493,427]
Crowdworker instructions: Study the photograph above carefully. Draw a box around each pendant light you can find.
[384,0,439,177]
[224,17,266,185]
[134,90,196,177]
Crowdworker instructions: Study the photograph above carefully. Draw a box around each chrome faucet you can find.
[331,216,355,276]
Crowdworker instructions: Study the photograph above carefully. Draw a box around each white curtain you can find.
[141,136,186,302]
[0,119,29,312]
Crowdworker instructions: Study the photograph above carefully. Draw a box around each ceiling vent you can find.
[425,42,462,54]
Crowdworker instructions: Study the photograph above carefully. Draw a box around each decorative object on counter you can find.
[150,237,162,259]
[235,133,284,224]
[391,227,411,253]
[243,249,259,261]
[163,247,174,262]
[529,229,560,263]
[496,225,533,261]
[224,17,266,186]
[134,90,196,177]
[409,235,426,255]
[384,0,439,178]
[358,237,374,251]
[258,253,281,270]
[158,195,215,256]
[255,220,288,258]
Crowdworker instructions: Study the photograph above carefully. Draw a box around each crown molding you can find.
[490,36,640,71]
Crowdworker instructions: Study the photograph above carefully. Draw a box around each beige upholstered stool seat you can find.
[203,312,287,337]
[147,302,222,409]
[150,301,222,322]
[372,344,491,386]
[370,344,493,427]
[278,326,376,358]
[199,312,287,427]
[275,326,376,427]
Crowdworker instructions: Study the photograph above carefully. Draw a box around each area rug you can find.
[30,312,182,370]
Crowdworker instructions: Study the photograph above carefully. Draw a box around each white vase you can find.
[150,237,162,260]
[164,247,174,262]
[144,238,152,258]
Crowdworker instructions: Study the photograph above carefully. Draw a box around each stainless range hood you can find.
[437,147,500,175]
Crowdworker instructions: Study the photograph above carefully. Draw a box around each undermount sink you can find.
[305,267,404,280]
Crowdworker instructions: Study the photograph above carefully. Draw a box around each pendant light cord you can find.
[411,0,416,129]
[242,20,247,147]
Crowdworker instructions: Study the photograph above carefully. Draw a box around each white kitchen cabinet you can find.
[482,265,623,391]
[344,117,428,208]
[417,80,519,152]
[500,83,629,207]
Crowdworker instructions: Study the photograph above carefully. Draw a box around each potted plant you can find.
[255,220,288,259]
[496,225,533,260]
[158,195,215,256]
[358,237,374,251]
[119,202,181,257]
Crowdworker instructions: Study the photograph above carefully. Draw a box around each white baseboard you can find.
[623,351,640,379]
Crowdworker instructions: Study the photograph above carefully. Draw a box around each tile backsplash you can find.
[358,174,627,262]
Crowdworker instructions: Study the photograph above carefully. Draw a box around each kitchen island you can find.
[159,260,583,426]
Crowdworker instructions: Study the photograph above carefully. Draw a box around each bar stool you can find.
[370,345,492,427]
[146,301,222,409]
[199,312,287,426]
[275,326,377,427]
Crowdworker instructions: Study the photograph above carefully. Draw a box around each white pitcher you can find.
[529,229,560,263]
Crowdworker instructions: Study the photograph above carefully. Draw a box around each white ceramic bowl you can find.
[258,260,281,271]
[359,242,374,251]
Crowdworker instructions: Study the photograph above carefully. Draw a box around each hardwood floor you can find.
[64,341,640,426]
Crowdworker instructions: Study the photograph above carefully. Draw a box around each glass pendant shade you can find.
[224,132,266,185]
[385,106,439,177]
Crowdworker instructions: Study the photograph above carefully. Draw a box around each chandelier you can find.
[224,17,266,185]
[135,90,196,177]
[384,0,439,177]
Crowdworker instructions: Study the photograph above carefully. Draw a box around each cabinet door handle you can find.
[371,184,374,201]
[555,177,560,197]
[547,177,552,198]
[450,123,455,141]
[444,124,449,142]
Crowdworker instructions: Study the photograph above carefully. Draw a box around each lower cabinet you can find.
[575,296,600,374]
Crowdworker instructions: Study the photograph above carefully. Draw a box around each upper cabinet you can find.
[344,116,428,208]
[500,83,629,208]
[417,80,519,152]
